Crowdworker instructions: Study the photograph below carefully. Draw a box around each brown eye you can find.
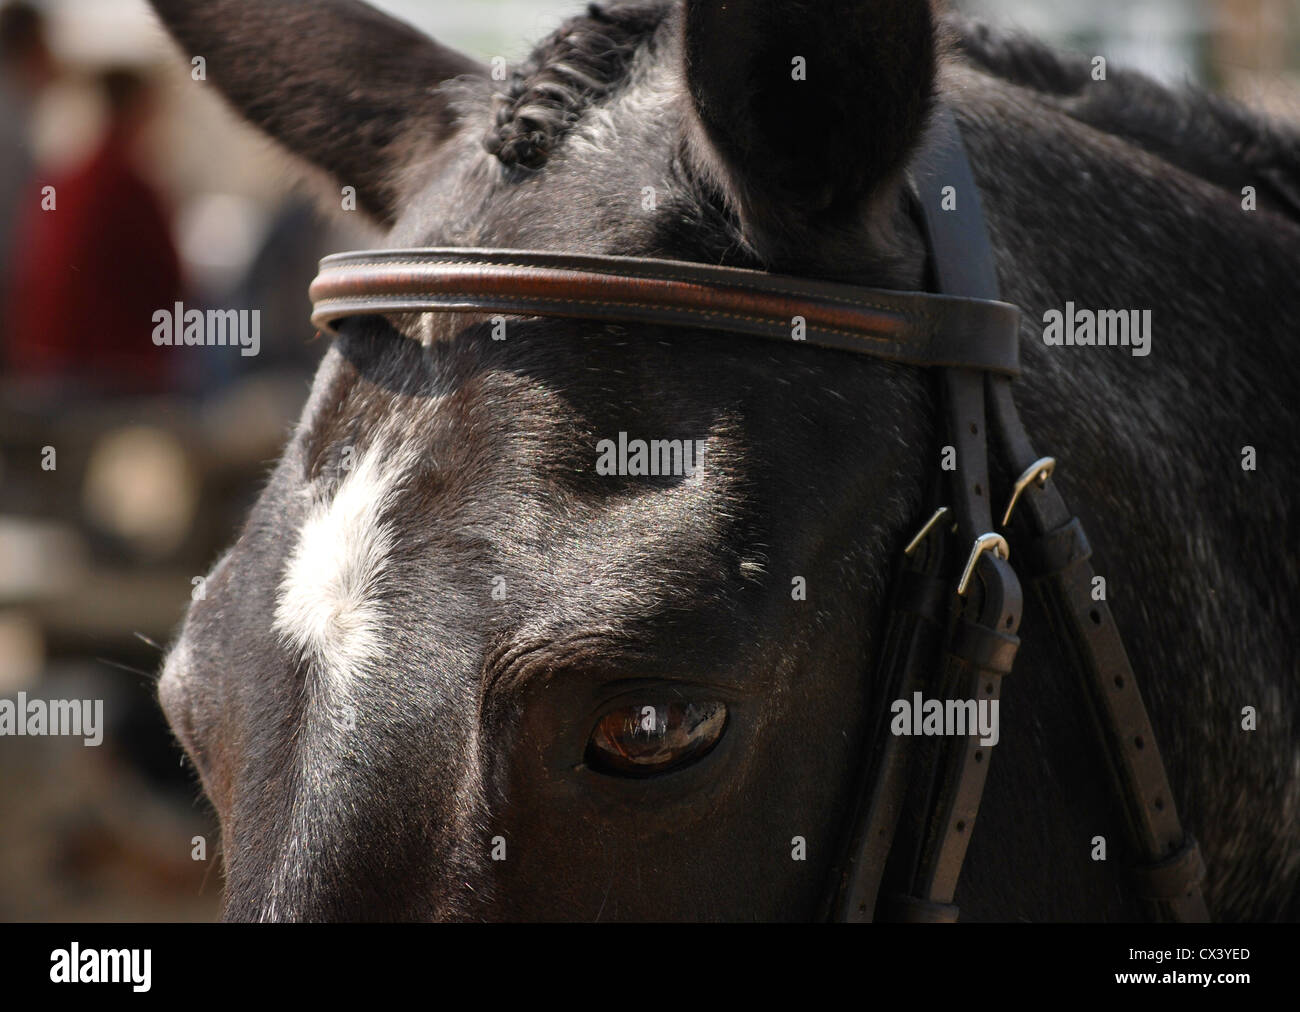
[585,701,727,777]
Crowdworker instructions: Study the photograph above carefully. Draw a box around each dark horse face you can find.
[153,0,1300,921]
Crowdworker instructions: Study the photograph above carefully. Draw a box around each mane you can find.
[485,0,670,169]
[950,16,1300,221]
[487,8,1300,220]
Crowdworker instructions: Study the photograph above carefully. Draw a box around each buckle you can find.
[903,506,956,557]
[1000,456,1056,527]
[957,533,1010,596]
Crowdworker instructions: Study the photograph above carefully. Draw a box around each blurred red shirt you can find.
[4,126,182,393]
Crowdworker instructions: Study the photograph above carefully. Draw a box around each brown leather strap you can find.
[988,378,1210,922]
[309,248,1022,375]
[904,554,1021,906]
[831,502,952,922]
[891,106,1206,922]
[880,107,1023,919]
[831,108,1026,923]
[1131,835,1207,902]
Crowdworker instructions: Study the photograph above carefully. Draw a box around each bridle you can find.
[308,105,1210,922]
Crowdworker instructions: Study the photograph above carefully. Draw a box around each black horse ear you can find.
[147,0,486,225]
[683,0,935,247]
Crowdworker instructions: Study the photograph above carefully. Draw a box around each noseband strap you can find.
[307,102,1208,924]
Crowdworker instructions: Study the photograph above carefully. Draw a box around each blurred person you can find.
[0,1,54,333]
[3,66,182,394]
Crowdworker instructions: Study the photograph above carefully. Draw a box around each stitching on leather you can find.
[316,257,973,327]
[313,292,912,347]
[327,256,840,301]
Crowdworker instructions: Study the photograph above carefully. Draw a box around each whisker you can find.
[133,631,165,652]
[96,656,158,682]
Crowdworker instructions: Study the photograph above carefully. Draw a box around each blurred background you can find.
[0,0,1296,921]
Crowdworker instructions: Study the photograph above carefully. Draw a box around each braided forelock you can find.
[485,1,670,170]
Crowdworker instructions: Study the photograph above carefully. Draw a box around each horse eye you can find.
[585,701,727,777]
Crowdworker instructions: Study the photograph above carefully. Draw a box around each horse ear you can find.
[147,0,486,225]
[682,0,935,249]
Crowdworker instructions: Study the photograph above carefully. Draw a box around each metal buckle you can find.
[957,533,1010,596]
[904,506,955,557]
[1000,456,1056,527]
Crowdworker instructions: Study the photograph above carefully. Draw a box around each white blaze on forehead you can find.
[273,440,414,696]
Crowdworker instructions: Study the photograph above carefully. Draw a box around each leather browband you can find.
[309,248,1022,376]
